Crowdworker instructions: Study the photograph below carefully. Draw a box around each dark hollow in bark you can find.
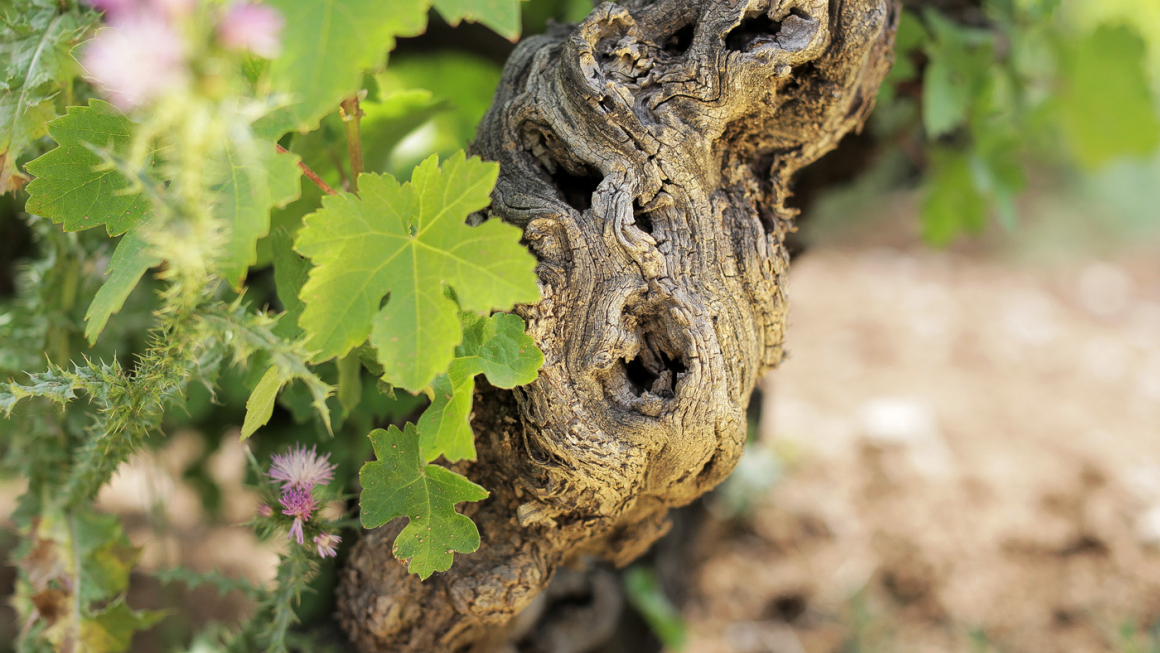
[338,1,898,650]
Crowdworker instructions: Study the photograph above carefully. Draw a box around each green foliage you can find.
[212,141,303,287]
[294,152,540,391]
[360,424,488,579]
[0,0,96,192]
[875,0,1160,244]
[624,567,687,652]
[83,227,158,343]
[416,311,541,462]
[24,100,155,236]
[256,0,429,137]
[1057,24,1160,168]
[434,0,524,41]
[3,0,545,647]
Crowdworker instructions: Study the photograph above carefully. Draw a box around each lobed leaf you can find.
[360,424,488,579]
[416,311,541,462]
[433,0,523,41]
[256,0,430,138]
[294,151,540,392]
[24,100,156,236]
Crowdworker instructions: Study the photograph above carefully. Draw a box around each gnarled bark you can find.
[337,1,898,650]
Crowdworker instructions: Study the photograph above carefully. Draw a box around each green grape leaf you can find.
[256,0,430,138]
[433,0,522,41]
[294,151,540,391]
[84,226,160,344]
[921,10,994,139]
[416,312,542,462]
[1058,24,1160,169]
[0,2,93,192]
[360,424,488,579]
[921,149,987,245]
[211,140,303,287]
[241,365,283,440]
[24,100,156,236]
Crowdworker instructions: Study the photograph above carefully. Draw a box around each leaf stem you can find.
[274,144,337,196]
[340,96,364,195]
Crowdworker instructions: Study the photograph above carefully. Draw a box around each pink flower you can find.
[288,518,304,545]
[151,0,198,20]
[85,0,138,16]
[269,445,336,492]
[82,16,188,111]
[313,532,341,558]
[280,488,316,545]
[256,504,273,518]
[217,2,284,58]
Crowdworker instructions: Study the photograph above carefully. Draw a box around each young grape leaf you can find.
[921,149,987,245]
[360,424,489,579]
[433,0,522,41]
[921,10,994,139]
[84,226,160,344]
[24,100,156,236]
[1058,24,1160,169]
[0,2,94,192]
[416,312,542,462]
[211,140,303,287]
[294,151,540,392]
[255,0,430,138]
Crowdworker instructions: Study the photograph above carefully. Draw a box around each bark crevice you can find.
[338,1,899,650]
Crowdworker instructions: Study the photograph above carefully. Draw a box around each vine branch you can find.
[275,143,337,196]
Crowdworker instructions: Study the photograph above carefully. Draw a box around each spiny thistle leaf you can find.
[152,567,263,600]
[24,100,158,236]
[294,151,540,392]
[416,311,541,462]
[202,302,333,436]
[80,600,166,653]
[360,424,488,579]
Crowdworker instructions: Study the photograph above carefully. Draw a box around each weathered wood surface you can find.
[338,1,899,650]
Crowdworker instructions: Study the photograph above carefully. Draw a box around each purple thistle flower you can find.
[82,15,188,111]
[217,2,284,59]
[256,503,273,518]
[313,532,341,558]
[288,518,305,545]
[280,487,316,545]
[269,444,336,492]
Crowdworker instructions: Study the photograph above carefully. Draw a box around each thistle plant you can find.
[1,0,542,650]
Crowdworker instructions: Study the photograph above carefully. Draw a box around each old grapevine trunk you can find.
[338,1,898,650]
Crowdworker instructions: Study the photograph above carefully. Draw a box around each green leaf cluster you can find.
[877,0,1160,244]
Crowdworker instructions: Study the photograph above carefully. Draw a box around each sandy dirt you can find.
[683,233,1160,653]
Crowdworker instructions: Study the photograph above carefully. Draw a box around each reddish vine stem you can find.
[275,143,337,196]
